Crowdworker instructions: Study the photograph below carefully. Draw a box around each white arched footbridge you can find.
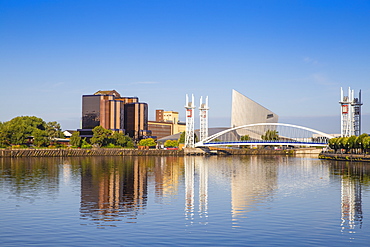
[195,123,335,147]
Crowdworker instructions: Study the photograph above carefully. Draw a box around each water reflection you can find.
[229,156,278,222]
[183,156,279,227]
[77,156,186,227]
[0,157,68,202]
[2,155,370,234]
[78,157,148,226]
[152,156,183,203]
[329,162,370,233]
[184,157,209,225]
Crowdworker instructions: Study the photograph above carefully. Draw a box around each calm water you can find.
[1,155,370,246]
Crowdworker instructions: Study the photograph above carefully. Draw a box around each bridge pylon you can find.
[199,96,209,142]
[185,94,196,148]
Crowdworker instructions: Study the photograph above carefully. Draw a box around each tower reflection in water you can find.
[335,163,367,233]
[184,156,208,225]
[184,156,278,227]
[76,156,369,230]
[79,157,148,227]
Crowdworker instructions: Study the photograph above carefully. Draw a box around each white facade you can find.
[231,89,279,139]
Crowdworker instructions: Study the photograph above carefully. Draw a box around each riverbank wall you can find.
[0,147,320,158]
[319,152,370,162]
[0,148,183,157]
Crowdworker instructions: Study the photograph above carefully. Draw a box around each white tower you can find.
[340,87,362,137]
[199,96,209,142]
[185,94,196,148]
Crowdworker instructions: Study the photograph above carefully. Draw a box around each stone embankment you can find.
[0,148,183,158]
[0,147,320,158]
[319,152,370,162]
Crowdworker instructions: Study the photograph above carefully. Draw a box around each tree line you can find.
[0,116,64,147]
[328,133,370,153]
[70,126,134,148]
[0,116,283,149]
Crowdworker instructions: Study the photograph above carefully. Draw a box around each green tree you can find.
[0,116,48,145]
[178,132,185,144]
[355,133,368,151]
[335,137,344,151]
[340,137,350,153]
[46,121,63,139]
[0,116,65,147]
[81,138,92,148]
[109,132,134,148]
[125,138,134,148]
[0,122,10,147]
[261,130,279,141]
[139,138,156,147]
[328,138,338,151]
[90,126,112,147]
[70,131,82,148]
[177,131,198,144]
[347,136,357,151]
[33,129,50,147]
[164,140,179,147]
[240,135,250,141]
[362,136,370,151]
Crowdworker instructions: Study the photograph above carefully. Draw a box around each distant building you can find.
[231,89,279,139]
[148,110,186,139]
[124,102,149,140]
[80,90,150,140]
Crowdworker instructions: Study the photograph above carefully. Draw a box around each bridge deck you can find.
[198,140,327,147]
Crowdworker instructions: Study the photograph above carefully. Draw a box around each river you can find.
[1,155,369,246]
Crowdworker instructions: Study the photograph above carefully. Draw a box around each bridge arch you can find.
[195,123,334,147]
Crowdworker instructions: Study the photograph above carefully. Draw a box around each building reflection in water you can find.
[184,155,279,227]
[79,157,148,227]
[184,156,208,225]
[228,156,278,226]
[153,156,183,204]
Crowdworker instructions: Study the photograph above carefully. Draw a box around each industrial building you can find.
[148,110,186,139]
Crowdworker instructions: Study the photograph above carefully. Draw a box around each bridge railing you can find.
[195,123,334,147]
[204,140,328,146]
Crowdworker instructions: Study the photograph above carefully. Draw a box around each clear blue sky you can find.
[1,0,369,134]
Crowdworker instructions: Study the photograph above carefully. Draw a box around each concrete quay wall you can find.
[0,147,314,158]
[0,148,183,158]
